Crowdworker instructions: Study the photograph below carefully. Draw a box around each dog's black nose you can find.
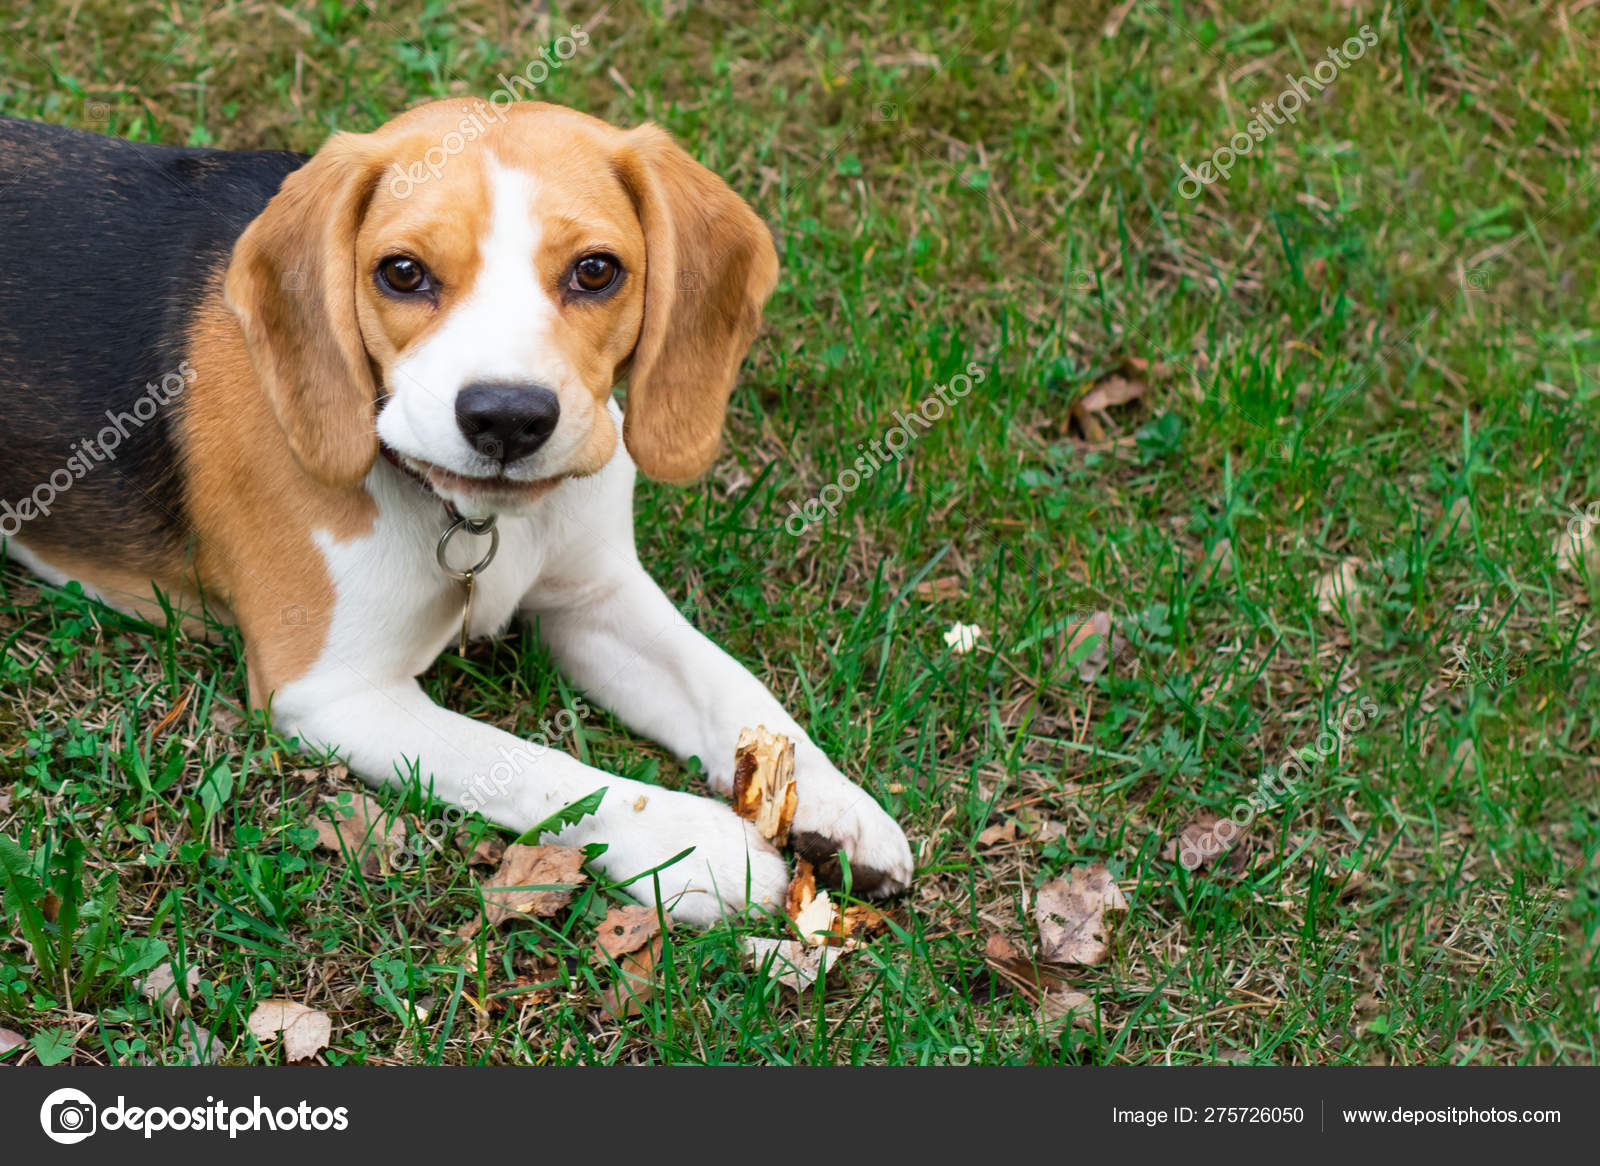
[455,382,561,465]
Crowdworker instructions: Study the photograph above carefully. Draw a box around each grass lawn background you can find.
[1,0,1596,1065]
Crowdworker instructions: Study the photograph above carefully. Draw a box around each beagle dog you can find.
[0,100,912,925]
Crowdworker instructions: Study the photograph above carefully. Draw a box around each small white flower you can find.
[943,622,983,654]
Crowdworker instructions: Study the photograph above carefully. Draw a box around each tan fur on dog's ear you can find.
[224,133,380,489]
[613,125,779,483]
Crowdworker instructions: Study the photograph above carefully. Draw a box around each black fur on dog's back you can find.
[0,118,306,565]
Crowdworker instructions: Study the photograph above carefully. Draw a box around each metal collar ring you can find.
[436,514,500,581]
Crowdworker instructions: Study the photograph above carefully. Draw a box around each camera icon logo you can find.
[40,1087,97,1144]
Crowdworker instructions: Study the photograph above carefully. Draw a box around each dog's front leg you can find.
[271,676,789,926]
[525,563,914,896]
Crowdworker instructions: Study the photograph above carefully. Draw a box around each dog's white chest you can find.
[312,478,554,678]
[308,453,633,682]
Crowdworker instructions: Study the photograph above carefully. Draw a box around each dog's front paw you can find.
[590,788,791,928]
[789,777,913,898]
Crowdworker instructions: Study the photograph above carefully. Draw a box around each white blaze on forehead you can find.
[379,159,577,469]
[426,159,559,380]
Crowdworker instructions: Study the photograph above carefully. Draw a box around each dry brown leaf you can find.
[599,933,664,1019]
[977,821,1019,848]
[1039,987,1095,1029]
[1079,374,1147,414]
[136,963,200,1017]
[1161,811,1236,871]
[455,831,506,867]
[0,1026,24,1058]
[1070,404,1108,442]
[1314,557,1366,617]
[481,844,586,926]
[1036,862,1128,967]
[595,907,667,1019]
[314,792,405,877]
[743,937,847,992]
[983,933,1076,1003]
[209,703,245,735]
[731,725,797,846]
[172,1020,222,1066]
[246,1000,330,1063]
[982,932,1018,962]
[1064,610,1114,682]
[485,971,558,1016]
[913,575,964,601]
[1015,809,1068,843]
[595,905,663,960]
[1070,373,1147,439]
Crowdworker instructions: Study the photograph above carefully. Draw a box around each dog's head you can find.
[223,99,778,514]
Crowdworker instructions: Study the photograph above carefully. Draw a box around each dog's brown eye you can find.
[570,254,620,294]
[377,255,430,295]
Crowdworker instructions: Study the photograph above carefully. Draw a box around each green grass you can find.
[2,0,1597,1065]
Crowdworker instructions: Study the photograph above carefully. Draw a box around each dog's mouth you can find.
[386,449,564,508]
[419,461,563,500]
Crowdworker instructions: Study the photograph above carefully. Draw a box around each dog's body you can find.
[0,102,911,924]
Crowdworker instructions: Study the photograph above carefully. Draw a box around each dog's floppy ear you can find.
[224,133,380,489]
[613,125,779,483]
